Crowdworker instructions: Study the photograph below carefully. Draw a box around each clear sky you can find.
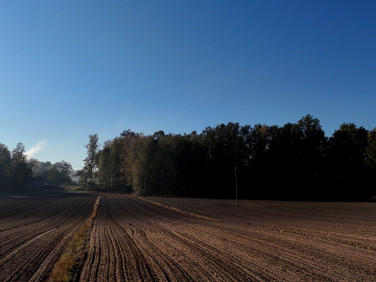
[1,1,375,170]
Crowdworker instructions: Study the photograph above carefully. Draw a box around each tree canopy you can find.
[76,134,99,189]
[91,114,376,201]
[3,114,375,200]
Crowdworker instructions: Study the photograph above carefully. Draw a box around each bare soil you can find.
[1,194,375,281]
[79,195,376,281]
[0,194,97,282]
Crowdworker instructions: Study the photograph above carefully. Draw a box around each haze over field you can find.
[1,1,375,170]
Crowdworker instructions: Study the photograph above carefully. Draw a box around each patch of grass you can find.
[48,196,101,282]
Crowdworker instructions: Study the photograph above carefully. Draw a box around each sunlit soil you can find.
[1,194,375,281]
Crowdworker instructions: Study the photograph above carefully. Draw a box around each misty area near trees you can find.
[0,143,74,193]
[2,114,376,201]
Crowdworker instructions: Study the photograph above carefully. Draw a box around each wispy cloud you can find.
[26,140,47,158]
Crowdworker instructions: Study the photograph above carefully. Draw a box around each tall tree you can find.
[366,128,376,169]
[327,123,368,199]
[11,143,32,190]
[0,144,11,190]
[203,122,247,197]
[365,128,376,197]
[295,115,327,197]
[98,138,125,189]
[77,134,99,188]
[98,140,113,188]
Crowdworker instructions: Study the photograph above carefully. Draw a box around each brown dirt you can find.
[1,194,375,281]
[78,195,376,281]
[0,194,97,282]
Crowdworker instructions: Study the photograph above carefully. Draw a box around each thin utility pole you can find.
[235,166,238,206]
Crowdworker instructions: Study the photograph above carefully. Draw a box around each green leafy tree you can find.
[77,134,99,189]
[98,138,124,189]
[11,143,32,190]
[123,133,152,195]
[47,161,73,185]
[98,140,113,188]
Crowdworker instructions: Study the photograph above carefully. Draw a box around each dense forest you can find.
[77,115,376,201]
[1,114,375,200]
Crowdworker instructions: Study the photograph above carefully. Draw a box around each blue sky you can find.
[1,1,375,170]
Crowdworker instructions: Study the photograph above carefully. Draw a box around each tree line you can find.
[78,115,376,201]
[0,143,73,193]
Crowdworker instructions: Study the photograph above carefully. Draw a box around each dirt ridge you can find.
[140,196,218,221]
[48,196,101,282]
[78,195,376,281]
[2,195,376,281]
[0,195,97,282]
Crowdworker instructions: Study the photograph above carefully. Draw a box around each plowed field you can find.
[0,194,97,282]
[1,194,376,281]
[79,195,376,281]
